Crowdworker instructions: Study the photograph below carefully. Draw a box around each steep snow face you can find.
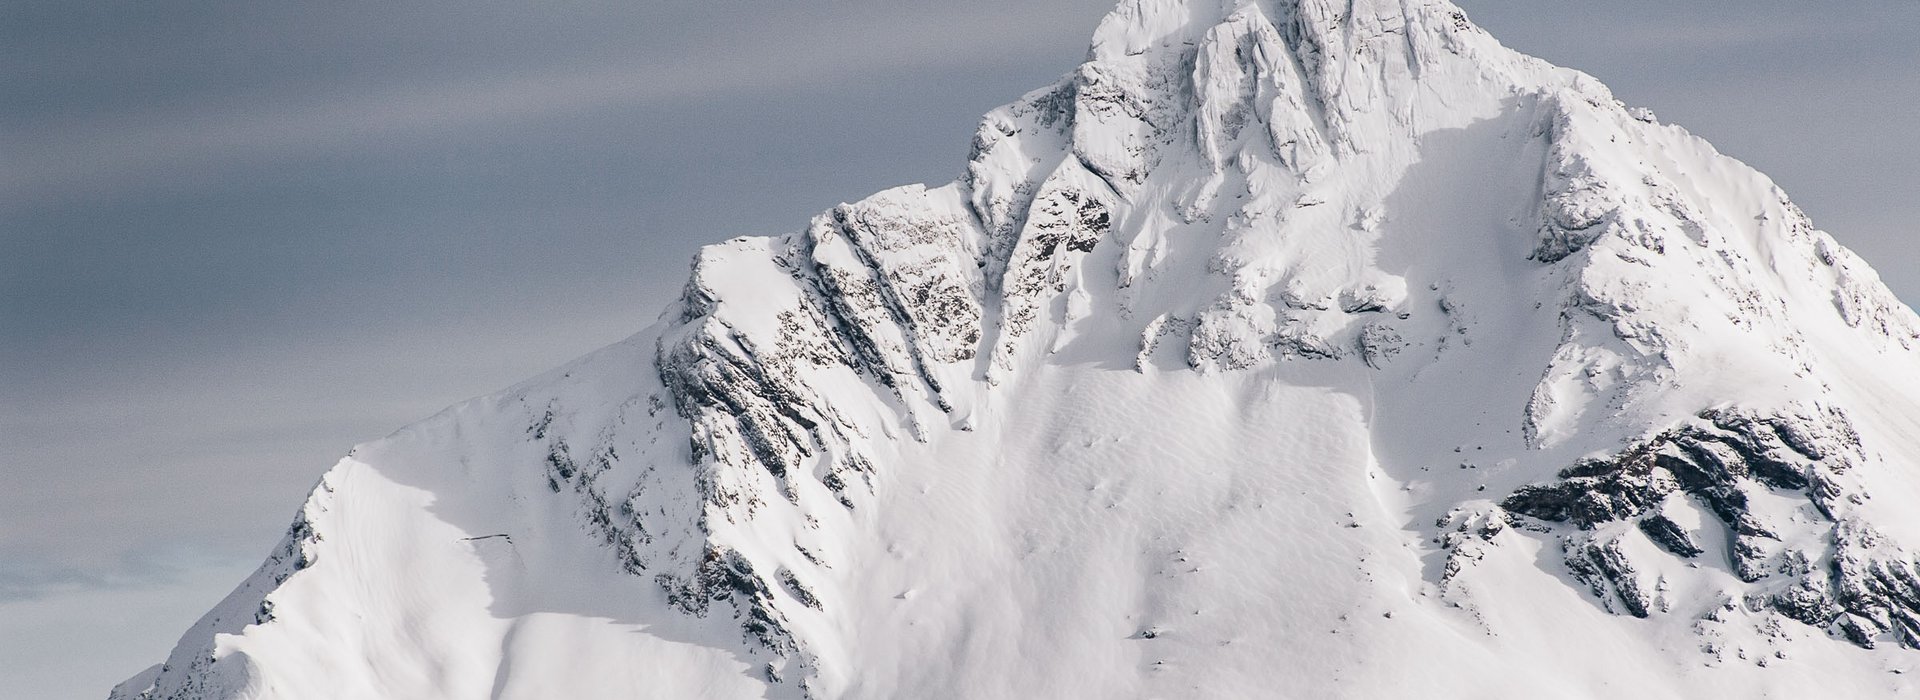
[118,0,1920,698]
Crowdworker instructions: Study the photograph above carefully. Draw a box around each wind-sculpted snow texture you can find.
[119,1,1920,698]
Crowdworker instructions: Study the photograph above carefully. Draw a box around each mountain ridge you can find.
[116,0,1920,697]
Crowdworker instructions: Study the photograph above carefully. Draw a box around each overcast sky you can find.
[3,1,1915,697]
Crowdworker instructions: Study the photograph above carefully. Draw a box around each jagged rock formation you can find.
[1503,404,1920,648]
[117,1,1920,698]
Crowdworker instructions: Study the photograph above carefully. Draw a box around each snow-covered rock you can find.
[117,0,1920,698]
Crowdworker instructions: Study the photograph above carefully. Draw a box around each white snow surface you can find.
[117,1,1920,698]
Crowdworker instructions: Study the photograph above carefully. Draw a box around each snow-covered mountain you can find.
[115,1,1920,697]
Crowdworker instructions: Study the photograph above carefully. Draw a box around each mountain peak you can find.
[118,1,1920,698]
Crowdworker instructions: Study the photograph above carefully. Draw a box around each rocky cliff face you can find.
[117,1,1920,698]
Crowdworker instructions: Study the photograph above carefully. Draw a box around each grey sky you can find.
[3,1,1914,697]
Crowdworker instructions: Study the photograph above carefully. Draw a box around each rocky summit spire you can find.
[117,2,1920,699]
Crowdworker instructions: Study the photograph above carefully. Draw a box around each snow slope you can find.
[116,0,1920,697]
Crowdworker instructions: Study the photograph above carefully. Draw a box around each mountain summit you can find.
[117,1,1920,698]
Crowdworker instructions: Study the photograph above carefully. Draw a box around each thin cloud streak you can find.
[0,548,241,604]
[2,8,1091,211]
